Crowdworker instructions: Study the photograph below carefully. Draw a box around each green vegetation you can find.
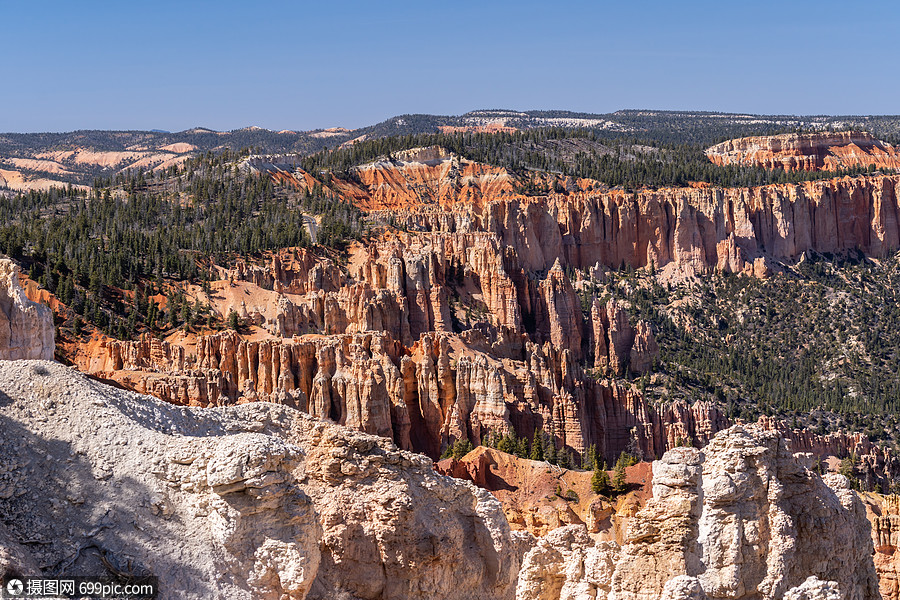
[593,251,900,448]
[301,128,888,191]
[611,451,637,495]
[0,150,363,339]
[441,438,475,461]
[591,461,611,496]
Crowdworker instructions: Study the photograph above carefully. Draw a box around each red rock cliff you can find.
[54,165,900,476]
[706,131,900,172]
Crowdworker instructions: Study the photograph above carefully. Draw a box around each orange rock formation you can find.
[706,131,900,172]
[42,152,900,476]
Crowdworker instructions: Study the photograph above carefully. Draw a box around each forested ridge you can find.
[302,128,888,190]
[593,254,900,445]
[0,150,363,339]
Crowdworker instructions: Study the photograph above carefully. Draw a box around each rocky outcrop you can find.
[79,325,723,466]
[384,174,900,272]
[516,525,619,600]
[0,259,54,361]
[862,494,900,600]
[535,259,582,360]
[595,299,658,375]
[0,360,523,600]
[783,577,843,600]
[758,416,900,492]
[707,132,900,172]
[332,146,517,211]
[629,320,659,374]
[515,425,880,600]
[0,363,888,600]
[435,446,651,538]
[222,248,343,295]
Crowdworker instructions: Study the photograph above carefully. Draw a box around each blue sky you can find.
[2,0,897,132]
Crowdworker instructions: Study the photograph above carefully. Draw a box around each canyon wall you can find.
[410,173,900,273]
[296,149,900,272]
[80,326,675,466]
[866,494,900,600]
[44,164,900,479]
[706,132,900,172]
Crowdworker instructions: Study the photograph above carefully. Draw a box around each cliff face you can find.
[45,169,900,476]
[865,495,900,600]
[371,174,900,272]
[79,325,712,468]
[295,147,900,271]
[0,259,54,361]
[706,132,900,172]
[0,362,886,600]
[328,146,517,211]
[517,425,880,600]
[0,360,524,600]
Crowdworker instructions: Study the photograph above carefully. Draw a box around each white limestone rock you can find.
[0,259,54,360]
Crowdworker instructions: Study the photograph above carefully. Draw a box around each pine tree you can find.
[517,436,529,458]
[591,463,611,496]
[530,429,544,461]
[451,438,474,460]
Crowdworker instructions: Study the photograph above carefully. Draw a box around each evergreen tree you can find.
[517,436,529,458]
[530,429,545,461]
[557,449,570,470]
[591,462,611,496]
[546,438,558,465]
[451,438,474,460]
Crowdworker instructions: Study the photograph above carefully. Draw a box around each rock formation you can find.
[1,356,887,600]
[516,525,619,600]
[0,259,54,361]
[77,324,715,467]
[783,577,842,600]
[435,446,653,538]
[331,146,517,211]
[515,425,881,600]
[39,160,900,484]
[862,494,900,600]
[707,132,900,172]
[758,416,900,493]
[0,360,523,600]
[383,173,900,271]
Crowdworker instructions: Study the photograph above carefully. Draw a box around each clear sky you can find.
[3,0,898,133]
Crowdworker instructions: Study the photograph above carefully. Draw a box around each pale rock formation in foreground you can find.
[516,426,880,600]
[0,259,53,360]
[0,360,523,600]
